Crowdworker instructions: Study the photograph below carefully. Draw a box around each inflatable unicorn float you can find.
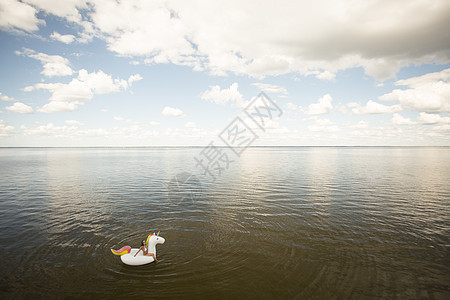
[111,232,165,266]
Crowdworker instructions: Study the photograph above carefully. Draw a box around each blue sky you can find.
[0,0,449,146]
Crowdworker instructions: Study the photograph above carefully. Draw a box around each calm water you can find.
[0,147,449,299]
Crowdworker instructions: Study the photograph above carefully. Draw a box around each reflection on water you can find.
[0,147,449,298]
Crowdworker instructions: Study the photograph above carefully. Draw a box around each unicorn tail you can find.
[111,245,131,256]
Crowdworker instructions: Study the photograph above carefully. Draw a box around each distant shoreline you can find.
[0,146,448,149]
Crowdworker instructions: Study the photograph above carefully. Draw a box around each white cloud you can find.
[286,102,298,110]
[353,120,369,129]
[149,121,160,126]
[50,31,75,44]
[162,106,185,117]
[88,0,195,62]
[4,0,448,81]
[392,113,415,125]
[303,94,333,115]
[26,69,135,113]
[308,118,339,132]
[252,83,288,94]
[432,124,450,133]
[54,0,449,81]
[348,100,402,114]
[0,92,15,101]
[22,86,34,92]
[350,126,404,140]
[22,123,76,137]
[65,120,84,126]
[128,74,143,86]
[418,112,450,124]
[30,81,91,102]
[379,68,450,112]
[315,70,336,81]
[38,101,78,113]
[16,48,73,77]
[6,102,33,114]
[0,119,14,136]
[185,121,196,128]
[201,82,246,107]
[114,116,132,123]
[0,0,44,32]
[338,104,350,115]
[19,122,114,140]
[23,0,86,23]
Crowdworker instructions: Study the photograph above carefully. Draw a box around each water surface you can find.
[0,147,448,298]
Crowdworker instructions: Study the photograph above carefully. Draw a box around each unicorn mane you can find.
[146,233,154,246]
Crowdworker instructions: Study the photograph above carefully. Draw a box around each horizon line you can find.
[0,145,449,149]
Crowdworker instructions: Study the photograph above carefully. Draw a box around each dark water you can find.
[0,147,449,299]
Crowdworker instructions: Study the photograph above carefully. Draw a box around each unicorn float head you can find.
[111,231,165,266]
[145,231,165,255]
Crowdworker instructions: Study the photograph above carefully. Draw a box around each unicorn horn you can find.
[157,231,160,236]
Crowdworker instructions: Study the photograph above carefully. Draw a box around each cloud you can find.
[0,119,14,136]
[149,121,160,126]
[418,112,450,124]
[4,0,448,80]
[65,120,84,126]
[88,0,195,62]
[185,121,196,128]
[16,48,73,77]
[38,101,79,113]
[303,94,333,115]
[392,113,416,125]
[431,124,450,134]
[26,69,136,113]
[113,116,131,122]
[286,102,298,110]
[162,106,185,117]
[308,118,339,132]
[350,126,404,140]
[348,100,402,114]
[22,123,77,137]
[379,68,450,112]
[22,86,34,92]
[201,82,246,107]
[30,81,91,102]
[338,104,350,114]
[252,83,288,94]
[128,74,143,86]
[57,0,449,81]
[50,31,75,44]
[0,0,44,32]
[79,69,129,93]
[306,70,336,81]
[353,120,369,129]
[19,122,116,140]
[6,102,33,114]
[23,0,86,23]
[315,70,336,81]
[0,92,15,101]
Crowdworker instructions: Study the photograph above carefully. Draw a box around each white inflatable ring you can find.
[111,233,165,266]
[120,248,155,266]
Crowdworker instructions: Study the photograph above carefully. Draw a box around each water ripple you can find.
[0,147,449,298]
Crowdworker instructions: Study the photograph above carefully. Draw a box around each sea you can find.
[0,147,448,299]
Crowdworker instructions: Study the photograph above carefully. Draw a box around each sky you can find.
[0,0,449,147]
